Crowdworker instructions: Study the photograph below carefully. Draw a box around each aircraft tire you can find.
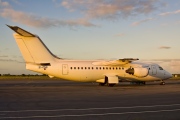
[99,83,106,86]
[143,82,146,85]
[160,82,165,85]
[107,83,115,87]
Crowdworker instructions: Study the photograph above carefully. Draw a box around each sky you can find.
[0,0,180,74]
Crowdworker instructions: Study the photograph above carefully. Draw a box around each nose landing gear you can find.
[160,80,165,85]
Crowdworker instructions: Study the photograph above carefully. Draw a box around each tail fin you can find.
[7,25,57,64]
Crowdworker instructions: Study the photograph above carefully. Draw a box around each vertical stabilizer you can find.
[7,25,56,64]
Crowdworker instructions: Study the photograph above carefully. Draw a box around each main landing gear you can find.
[99,83,116,87]
[99,77,116,87]
[107,83,116,87]
[130,81,146,85]
[99,83,106,86]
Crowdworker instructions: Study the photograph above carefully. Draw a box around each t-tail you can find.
[7,25,60,76]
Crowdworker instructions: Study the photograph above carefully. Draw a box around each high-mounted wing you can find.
[92,58,139,66]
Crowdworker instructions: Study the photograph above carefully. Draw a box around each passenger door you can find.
[62,64,68,75]
[151,65,157,75]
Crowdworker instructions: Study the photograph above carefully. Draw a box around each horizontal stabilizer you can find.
[7,25,36,37]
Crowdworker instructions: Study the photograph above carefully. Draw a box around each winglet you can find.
[6,24,36,37]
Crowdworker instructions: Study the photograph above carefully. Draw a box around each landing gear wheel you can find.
[99,83,106,86]
[160,81,165,85]
[107,83,115,87]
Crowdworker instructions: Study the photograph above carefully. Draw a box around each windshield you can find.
[159,66,163,70]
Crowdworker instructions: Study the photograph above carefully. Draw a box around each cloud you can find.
[132,18,153,26]
[0,55,8,57]
[0,59,17,62]
[0,8,96,28]
[4,48,9,50]
[165,60,180,74]
[11,0,23,6]
[61,0,160,20]
[0,1,96,28]
[169,60,180,66]
[0,0,161,28]
[159,9,180,16]
[114,33,125,37]
[0,0,10,7]
[159,46,171,49]
[0,58,24,63]
[142,59,180,63]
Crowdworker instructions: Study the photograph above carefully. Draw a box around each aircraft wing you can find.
[92,58,139,66]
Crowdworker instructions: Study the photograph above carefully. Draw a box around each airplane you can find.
[7,25,172,87]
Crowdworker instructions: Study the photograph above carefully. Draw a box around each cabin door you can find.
[152,65,157,75]
[62,64,68,75]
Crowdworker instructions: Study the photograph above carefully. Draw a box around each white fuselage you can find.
[26,59,172,83]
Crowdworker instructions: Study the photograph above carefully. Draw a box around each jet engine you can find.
[126,67,149,77]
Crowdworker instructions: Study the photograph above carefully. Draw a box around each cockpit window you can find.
[159,67,163,70]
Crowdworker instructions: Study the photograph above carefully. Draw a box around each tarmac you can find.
[0,78,180,120]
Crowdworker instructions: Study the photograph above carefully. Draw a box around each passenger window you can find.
[85,67,87,69]
[88,67,90,69]
[92,67,94,69]
[103,67,105,70]
[99,67,101,70]
[109,67,111,70]
[81,67,83,69]
[70,67,72,69]
[96,67,98,70]
[106,67,108,70]
[74,67,76,69]
[78,67,80,69]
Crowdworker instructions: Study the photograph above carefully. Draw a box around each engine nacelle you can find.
[126,67,149,77]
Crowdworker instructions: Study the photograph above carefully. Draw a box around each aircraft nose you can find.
[165,71,172,79]
[168,73,172,78]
